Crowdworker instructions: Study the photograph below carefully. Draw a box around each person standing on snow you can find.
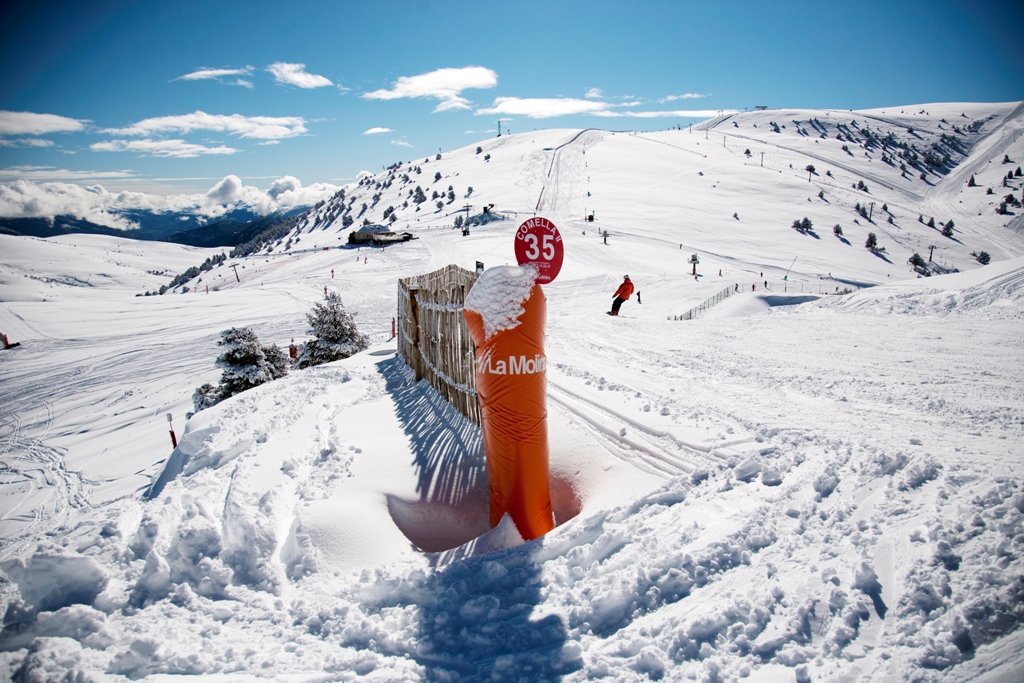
[608,275,634,316]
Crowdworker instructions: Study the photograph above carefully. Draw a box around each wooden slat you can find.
[397,265,481,424]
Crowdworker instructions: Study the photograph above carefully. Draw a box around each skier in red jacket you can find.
[608,275,634,316]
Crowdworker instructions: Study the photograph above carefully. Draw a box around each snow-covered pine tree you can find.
[215,327,287,399]
[295,293,369,369]
[192,383,220,412]
[192,327,288,412]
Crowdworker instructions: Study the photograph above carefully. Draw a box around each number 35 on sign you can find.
[514,216,564,285]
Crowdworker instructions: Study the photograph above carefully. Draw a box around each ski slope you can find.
[1,102,1023,682]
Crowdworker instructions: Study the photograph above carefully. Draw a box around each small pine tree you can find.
[193,327,288,411]
[805,164,815,181]
[744,148,751,156]
[909,253,927,271]
[918,214,924,223]
[192,383,220,412]
[434,171,442,182]
[833,224,843,237]
[295,293,369,369]
[976,251,991,265]
[927,217,936,228]
[800,217,813,232]
[1004,154,1012,164]
[476,147,483,154]
[968,175,977,187]
[1016,167,1022,177]
[865,232,878,251]
[942,221,954,238]
[436,153,442,160]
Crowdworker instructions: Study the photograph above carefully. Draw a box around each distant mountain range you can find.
[0,206,308,247]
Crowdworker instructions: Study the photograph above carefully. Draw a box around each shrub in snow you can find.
[865,232,878,251]
[192,327,288,412]
[295,292,369,369]
[976,250,991,265]
[833,224,843,237]
[942,220,955,238]
[909,253,928,274]
[476,146,483,154]
[434,171,442,182]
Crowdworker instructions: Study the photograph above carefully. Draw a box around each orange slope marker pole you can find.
[464,267,553,540]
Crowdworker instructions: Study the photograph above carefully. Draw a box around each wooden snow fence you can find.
[397,265,481,424]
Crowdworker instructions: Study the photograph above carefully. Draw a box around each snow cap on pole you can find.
[464,264,539,342]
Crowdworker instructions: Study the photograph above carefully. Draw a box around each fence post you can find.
[409,287,422,382]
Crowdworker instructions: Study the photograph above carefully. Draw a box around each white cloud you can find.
[659,93,706,102]
[0,138,56,148]
[595,109,736,118]
[476,97,609,118]
[585,88,603,99]
[0,174,346,228]
[175,67,254,82]
[0,166,136,182]
[475,97,734,119]
[362,66,497,113]
[102,111,308,140]
[363,127,393,135]
[267,62,333,88]
[257,140,280,146]
[234,79,254,89]
[91,139,239,158]
[0,111,86,136]
[391,139,413,148]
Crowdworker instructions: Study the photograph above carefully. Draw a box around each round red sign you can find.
[514,216,563,284]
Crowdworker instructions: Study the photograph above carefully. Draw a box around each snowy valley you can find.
[1,101,1023,682]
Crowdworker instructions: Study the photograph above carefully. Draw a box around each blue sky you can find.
[1,0,1022,197]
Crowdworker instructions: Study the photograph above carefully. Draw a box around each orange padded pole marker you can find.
[464,265,553,540]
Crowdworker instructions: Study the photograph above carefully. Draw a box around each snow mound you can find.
[822,258,1024,318]
[464,264,538,341]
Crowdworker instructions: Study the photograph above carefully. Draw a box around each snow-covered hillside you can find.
[1,102,1023,682]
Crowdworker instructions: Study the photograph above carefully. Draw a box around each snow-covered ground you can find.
[1,102,1023,682]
